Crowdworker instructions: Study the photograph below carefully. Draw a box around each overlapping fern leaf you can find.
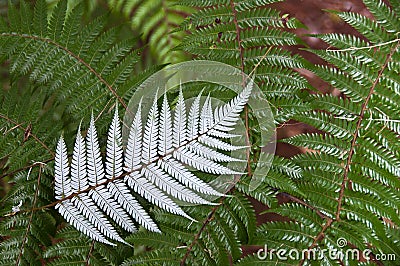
[54,81,252,245]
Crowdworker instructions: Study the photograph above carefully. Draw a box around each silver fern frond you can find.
[54,81,253,245]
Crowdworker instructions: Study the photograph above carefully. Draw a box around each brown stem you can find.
[180,203,221,265]
[0,113,54,156]
[180,3,256,264]
[336,40,400,221]
[15,165,42,266]
[85,240,95,266]
[0,158,54,180]
[230,0,253,178]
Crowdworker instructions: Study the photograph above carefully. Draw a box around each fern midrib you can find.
[180,203,221,265]
[85,240,95,266]
[335,40,400,219]
[230,0,252,178]
[16,165,43,266]
[299,40,400,265]
[0,32,127,109]
[0,158,54,181]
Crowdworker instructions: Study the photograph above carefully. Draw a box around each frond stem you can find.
[0,113,54,156]
[180,201,222,265]
[336,40,400,221]
[326,38,400,52]
[85,240,95,265]
[15,165,42,266]
[230,0,252,178]
[0,158,54,180]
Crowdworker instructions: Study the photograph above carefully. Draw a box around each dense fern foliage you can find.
[174,0,400,264]
[1,0,399,265]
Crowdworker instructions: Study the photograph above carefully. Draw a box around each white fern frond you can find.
[71,194,127,244]
[89,111,136,233]
[213,80,253,127]
[188,142,244,162]
[108,180,160,232]
[187,93,201,139]
[55,135,126,245]
[144,164,215,205]
[199,135,247,151]
[174,147,241,175]
[200,95,214,133]
[207,129,241,139]
[142,96,159,164]
[159,95,173,155]
[54,82,253,245]
[158,158,225,196]
[106,108,160,232]
[89,188,137,233]
[125,100,142,171]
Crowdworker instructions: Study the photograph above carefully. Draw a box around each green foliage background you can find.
[0,0,399,265]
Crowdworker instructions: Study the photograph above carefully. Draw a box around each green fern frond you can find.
[44,225,133,265]
[0,168,55,265]
[253,0,400,264]
[0,0,142,119]
[282,133,348,158]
